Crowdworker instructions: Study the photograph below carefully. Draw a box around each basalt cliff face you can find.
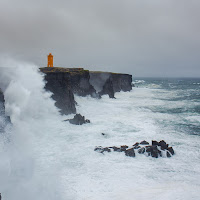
[0,89,11,132]
[40,67,132,115]
[40,68,77,115]
[89,72,132,98]
[0,89,5,116]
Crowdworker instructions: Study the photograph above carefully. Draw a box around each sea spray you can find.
[0,59,200,199]
[0,58,64,200]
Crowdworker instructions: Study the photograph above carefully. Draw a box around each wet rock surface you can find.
[125,148,135,157]
[98,78,115,98]
[0,89,11,133]
[94,140,175,158]
[140,140,149,145]
[65,114,90,125]
[40,70,76,115]
[40,67,132,114]
[90,72,132,95]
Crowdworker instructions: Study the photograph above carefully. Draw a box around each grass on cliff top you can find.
[89,71,127,75]
[39,67,129,76]
[40,67,88,74]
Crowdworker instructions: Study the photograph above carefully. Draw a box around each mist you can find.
[0,59,64,200]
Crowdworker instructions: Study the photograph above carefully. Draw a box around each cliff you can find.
[89,72,132,98]
[40,67,132,115]
[0,89,5,116]
[40,68,76,115]
[0,89,11,132]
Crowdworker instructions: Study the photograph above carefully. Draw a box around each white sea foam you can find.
[193,83,200,85]
[0,58,65,200]
[57,88,200,199]
[0,59,200,200]
[132,79,145,84]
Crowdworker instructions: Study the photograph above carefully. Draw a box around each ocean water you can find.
[0,61,200,200]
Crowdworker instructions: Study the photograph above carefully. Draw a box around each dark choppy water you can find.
[133,78,200,136]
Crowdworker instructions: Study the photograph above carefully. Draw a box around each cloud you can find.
[0,0,200,77]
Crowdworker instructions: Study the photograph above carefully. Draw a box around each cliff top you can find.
[90,71,131,76]
[40,67,85,73]
[40,67,131,76]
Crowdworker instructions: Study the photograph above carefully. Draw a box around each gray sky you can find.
[0,0,200,77]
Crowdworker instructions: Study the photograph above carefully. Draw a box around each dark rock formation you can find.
[94,140,175,158]
[167,147,174,155]
[125,148,135,157]
[112,146,121,152]
[158,140,168,150]
[111,73,132,93]
[140,140,149,145]
[102,147,111,153]
[67,69,97,97]
[138,147,145,154]
[133,145,141,149]
[0,89,5,116]
[94,146,111,153]
[152,140,159,146]
[0,89,11,133]
[166,151,171,157]
[66,114,90,125]
[40,68,76,115]
[99,78,115,98]
[137,140,174,158]
[120,145,129,151]
[133,142,139,146]
[145,145,162,158]
[40,67,99,114]
[40,67,132,114]
[90,71,132,98]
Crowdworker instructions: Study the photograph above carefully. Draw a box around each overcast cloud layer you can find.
[0,0,200,77]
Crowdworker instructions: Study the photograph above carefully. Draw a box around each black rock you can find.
[158,140,168,150]
[133,145,141,149]
[145,145,162,158]
[94,146,111,153]
[94,140,174,159]
[166,151,171,157]
[68,114,90,125]
[40,70,76,115]
[112,146,121,152]
[125,148,135,157]
[120,145,129,151]
[99,78,115,98]
[138,147,145,154]
[140,140,149,145]
[133,142,139,146]
[85,119,90,123]
[103,147,111,153]
[101,133,106,136]
[152,140,159,146]
[167,147,174,155]
[94,146,104,153]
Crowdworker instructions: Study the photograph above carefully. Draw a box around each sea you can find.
[0,61,200,200]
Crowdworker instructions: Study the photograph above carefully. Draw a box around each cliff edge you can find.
[0,89,11,132]
[40,67,132,115]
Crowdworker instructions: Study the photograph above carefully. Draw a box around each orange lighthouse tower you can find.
[47,53,53,67]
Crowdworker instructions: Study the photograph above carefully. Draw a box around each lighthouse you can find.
[47,53,53,67]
